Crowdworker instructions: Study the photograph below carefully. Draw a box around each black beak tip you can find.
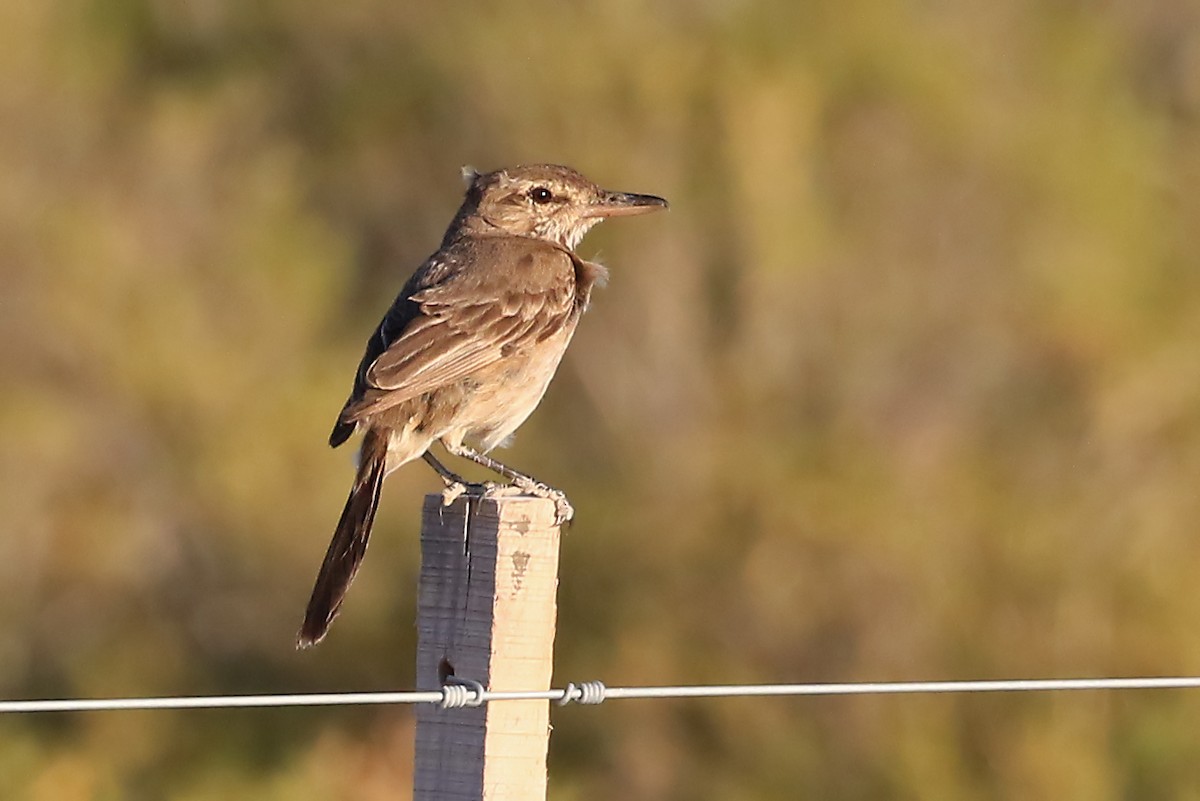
[631,193,669,209]
[594,191,669,217]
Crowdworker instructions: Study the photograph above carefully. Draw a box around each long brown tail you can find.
[297,430,388,648]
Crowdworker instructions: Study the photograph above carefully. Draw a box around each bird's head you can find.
[456,164,668,250]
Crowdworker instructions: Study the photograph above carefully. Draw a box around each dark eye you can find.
[529,186,553,203]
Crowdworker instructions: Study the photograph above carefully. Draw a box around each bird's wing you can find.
[340,239,576,424]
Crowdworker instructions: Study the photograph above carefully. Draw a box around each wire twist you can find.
[441,677,486,709]
[559,681,607,706]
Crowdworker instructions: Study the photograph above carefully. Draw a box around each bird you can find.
[297,164,668,647]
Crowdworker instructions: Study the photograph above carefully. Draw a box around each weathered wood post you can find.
[413,493,562,801]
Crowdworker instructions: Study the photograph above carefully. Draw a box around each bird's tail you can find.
[297,430,388,648]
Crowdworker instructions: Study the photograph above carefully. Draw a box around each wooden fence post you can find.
[413,493,562,801]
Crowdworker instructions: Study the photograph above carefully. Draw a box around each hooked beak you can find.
[583,190,670,219]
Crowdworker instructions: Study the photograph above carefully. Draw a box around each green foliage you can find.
[2,0,1200,797]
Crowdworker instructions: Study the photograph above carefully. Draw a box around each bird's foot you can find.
[510,478,574,525]
[440,482,468,506]
[468,480,574,525]
[440,481,499,506]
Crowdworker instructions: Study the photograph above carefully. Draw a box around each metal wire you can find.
[3,676,1200,714]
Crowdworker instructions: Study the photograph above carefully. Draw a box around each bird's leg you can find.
[442,443,574,524]
[422,451,470,486]
[441,444,529,484]
[422,451,493,507]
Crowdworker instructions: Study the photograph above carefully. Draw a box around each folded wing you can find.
[338,240,577,426]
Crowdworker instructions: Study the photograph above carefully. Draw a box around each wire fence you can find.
[4,676,1200,714]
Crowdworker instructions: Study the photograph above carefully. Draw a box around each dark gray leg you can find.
[422,451,469,486]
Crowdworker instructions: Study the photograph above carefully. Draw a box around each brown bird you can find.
[298,164,667,647]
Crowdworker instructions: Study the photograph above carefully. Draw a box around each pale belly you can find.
[450,321,578,453]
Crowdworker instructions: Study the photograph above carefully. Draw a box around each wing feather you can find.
[335,238,576,427]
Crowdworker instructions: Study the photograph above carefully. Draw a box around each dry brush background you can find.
[2,1,1200,798]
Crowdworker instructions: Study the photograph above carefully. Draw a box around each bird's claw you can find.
[511,478,574,525]
[441,482,468,506]
[449,479,572,525]
[551,494,575,526]
[440,481,500,506]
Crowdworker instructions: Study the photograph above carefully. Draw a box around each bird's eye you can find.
[529,186,553,203]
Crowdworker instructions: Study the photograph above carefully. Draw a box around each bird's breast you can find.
[455,317,580,451]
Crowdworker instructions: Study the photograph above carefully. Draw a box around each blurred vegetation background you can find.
[2,0,1200,798]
